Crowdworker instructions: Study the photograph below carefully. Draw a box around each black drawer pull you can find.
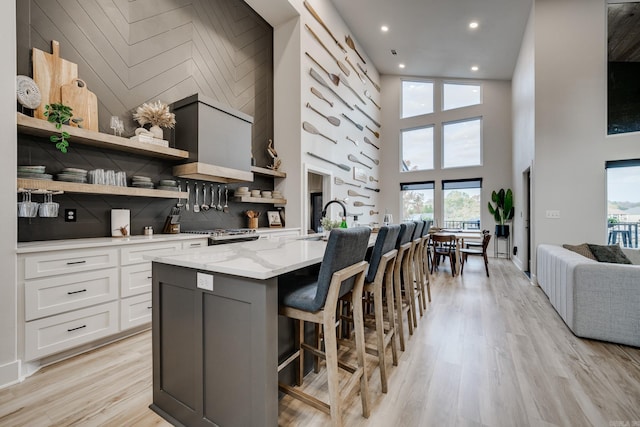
[147,276,153,279]
[147,306,152,309]
[67,289,87,295]
[67,325,87,332]
[66,260,87,265]
[190,243,201,247]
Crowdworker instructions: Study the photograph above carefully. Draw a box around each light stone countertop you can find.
[16,233,209,253]
[147,237,329,280]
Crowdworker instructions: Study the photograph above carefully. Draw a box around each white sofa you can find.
[536,244,640,347]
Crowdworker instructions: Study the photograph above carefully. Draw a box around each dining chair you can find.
[338,224,401,394]
[393,222,416,351]
[465,229,490,250]
[278,227,371,426]
[430,233,456,276]
[460,232,492,277]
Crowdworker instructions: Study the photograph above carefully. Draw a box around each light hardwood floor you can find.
[1,258,639,426]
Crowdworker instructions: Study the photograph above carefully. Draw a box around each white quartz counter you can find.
[147,237,329,280]
[16,233,208,253]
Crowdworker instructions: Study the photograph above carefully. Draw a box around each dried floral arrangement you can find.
[133,100,176,128]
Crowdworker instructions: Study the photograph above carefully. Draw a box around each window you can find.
[606,159,640,248]
[401,182,434,221]
[443,83,481,111]
[443,118,482,168]
[401,126,434,171]
[442,179,482,229]
[401,80,434,118]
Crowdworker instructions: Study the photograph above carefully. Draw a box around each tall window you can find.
[401,80,434,118]
[443,118,482,168]
[442,179,482,229]
[401,126,434,172]
[401,182,434,221]
[443,83,481,111]
[606,159,640,248]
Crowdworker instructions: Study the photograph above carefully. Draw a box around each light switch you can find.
[197,272,214,291]
[546,210,560,219]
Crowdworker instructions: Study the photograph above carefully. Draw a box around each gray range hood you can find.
[172,94,254,183]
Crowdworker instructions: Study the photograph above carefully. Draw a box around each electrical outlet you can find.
[196,272,214,291]
[545,210,560,219]
[65,209,77,222]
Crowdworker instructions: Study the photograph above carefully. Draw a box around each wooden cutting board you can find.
[61,79,98,131]
[32,40,78,120]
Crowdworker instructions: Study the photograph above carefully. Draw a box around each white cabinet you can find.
[18,235,208,363]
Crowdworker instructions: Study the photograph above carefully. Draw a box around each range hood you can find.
[171,94,254,183]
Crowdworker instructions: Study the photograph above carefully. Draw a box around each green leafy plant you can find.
[488,188,514,225]
[320,217,341,231]
[44,103,73,153]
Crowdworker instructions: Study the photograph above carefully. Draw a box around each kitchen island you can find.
[148,236,329,427]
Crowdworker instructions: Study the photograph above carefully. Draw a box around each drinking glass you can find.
[116,171,127,187]
[383,213,393,226]
[105,170,116,186]
[110,116,119,135]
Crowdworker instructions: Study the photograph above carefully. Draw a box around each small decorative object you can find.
[320,216,341,231]
[16,75,42,110]
[266,139,281,171]
[245,210,261,229]
[132,100,176,139]
[267,211,282,228]
[488,188,514,237]
[43,103,73,153]
[111,209,130,237]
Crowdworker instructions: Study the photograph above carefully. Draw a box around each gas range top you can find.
[184,229,259,244]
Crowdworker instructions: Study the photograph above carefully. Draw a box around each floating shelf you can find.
[17,178,188,199]
[173,162,254,183]
[233,195,287,205]
[250,166,286,178]
[17,113,189,160]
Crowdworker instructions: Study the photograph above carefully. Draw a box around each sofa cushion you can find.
[563,243,596,260]
[587,244,632,264]
[621,248,640,265]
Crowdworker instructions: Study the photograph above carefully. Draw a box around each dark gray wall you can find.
[17,0,275,241]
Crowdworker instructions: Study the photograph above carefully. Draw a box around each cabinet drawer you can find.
[120,263,152,297]
[24,301,119,361]
[120,242,183,266]
[25,268,118,321]
[120,294,152,330]
[182,238,208,250]
[24,248,118,279]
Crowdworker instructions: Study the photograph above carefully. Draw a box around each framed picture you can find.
[353,167,368,183]
[267,211,283,228]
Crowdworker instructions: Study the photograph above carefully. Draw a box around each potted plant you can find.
[488,188,514,237]
[132,100,176,139]
[43,103,73,153]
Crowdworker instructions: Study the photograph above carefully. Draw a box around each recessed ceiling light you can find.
[399,63,406,69]
[471,65,479,71]
[381,25,389,32]
[469,21,479,29]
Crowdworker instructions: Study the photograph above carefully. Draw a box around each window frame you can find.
[400,124,435,172]
[442,81,483,111]
[400,79,435,119]
[442,116,483,169]
[441,178,483,229]
[400,181,435,222]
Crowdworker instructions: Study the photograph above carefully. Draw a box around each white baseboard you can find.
[0,359,21,390]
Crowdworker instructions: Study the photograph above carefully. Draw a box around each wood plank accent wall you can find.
[16,0,275,241]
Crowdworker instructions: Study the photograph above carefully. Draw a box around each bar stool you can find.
[409,220,426,326]
[420,220,432,303]
[338,225,400,394]
[278,227,371,426]
[393,222,416,351]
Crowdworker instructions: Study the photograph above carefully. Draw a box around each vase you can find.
[149,125,163,139]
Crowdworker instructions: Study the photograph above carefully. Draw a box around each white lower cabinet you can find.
[19,236,208,363]
[120,293,153,330]
[24,301,119,361]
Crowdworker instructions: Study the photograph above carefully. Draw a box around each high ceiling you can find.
[330,0,533,80]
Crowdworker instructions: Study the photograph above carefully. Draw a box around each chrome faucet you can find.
[321,199,347,219]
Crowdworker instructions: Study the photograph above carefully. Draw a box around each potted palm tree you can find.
[488,188,514,237]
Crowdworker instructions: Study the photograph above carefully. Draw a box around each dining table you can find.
[430,229,484,275]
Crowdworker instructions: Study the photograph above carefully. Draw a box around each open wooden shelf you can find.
[17,113,190,160]
[17,178,188,199]
[250,166,286,178]
[233,195,287,205]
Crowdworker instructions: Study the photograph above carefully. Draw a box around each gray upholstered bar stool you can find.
[393,222,416,351]
[278,227,371,426]
[338,224,401,394]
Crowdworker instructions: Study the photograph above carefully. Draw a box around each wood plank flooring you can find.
[1,258,639,426]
